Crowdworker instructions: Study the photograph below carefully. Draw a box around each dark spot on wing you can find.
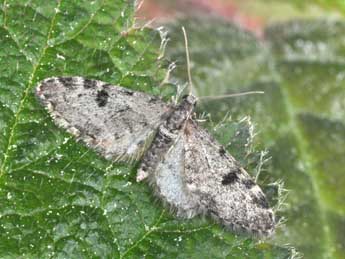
[242,178,256,189]
[83,78,97,89]
[96,89,109,107]
[58,77,74,88]
[222,170,239,185]
[251,192,269,209]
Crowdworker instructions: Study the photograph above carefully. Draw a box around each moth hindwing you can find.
[36,77,275,236]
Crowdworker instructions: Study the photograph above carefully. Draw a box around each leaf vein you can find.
[1,25,34,65]
[280,78,333,258]
[55,0,106,45]
[120,209,165,258]
[0,0,63,177]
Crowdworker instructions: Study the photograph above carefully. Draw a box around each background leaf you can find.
[0,1,295,258]
[165,15,345,259]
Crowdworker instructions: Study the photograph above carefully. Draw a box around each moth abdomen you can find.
[137,127,174,177]
[137,96,196,179]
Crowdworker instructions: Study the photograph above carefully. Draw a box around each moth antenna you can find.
[141,17,156,30]
[181,27,261,101]
[199,91,265,101]
[135,0,145,11]
[182,26,194,95]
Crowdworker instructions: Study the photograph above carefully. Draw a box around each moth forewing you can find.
[36,76,171,163]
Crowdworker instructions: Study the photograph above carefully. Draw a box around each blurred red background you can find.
[136,0,264,35]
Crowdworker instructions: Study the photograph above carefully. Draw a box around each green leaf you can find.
[165,16,345,259]
[0,1,295,258]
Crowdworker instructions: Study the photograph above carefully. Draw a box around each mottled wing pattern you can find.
[36,77,171,162]
[182,119,275,236]
[36,79,274,236]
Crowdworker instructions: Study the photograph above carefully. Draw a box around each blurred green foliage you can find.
[281,0,345,12]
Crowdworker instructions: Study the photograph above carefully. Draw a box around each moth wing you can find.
[182,120,275,236]
[36,76,171,162]
[148,136,201,218]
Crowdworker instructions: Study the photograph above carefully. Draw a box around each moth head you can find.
[181,94,197,107]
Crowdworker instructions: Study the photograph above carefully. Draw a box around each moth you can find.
[35,76,275,236]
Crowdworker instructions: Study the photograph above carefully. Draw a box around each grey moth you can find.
[36,76,275,236]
